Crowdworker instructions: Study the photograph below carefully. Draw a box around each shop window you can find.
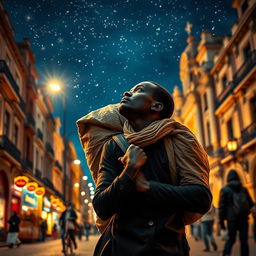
[3,111,10,137]
[243,43,251,61]
[227,118,234,140]
[250,96,256,122]
[13,124,19,146]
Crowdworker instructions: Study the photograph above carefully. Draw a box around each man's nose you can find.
[123,91,132,97]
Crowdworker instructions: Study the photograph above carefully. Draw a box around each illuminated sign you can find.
[35,187,45,196]
[43,197,51,212]
[14,176,28,188]
[22,189,38,208]
[26,182,38,192]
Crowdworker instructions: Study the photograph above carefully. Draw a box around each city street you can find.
[0,235,99,256]
[0,233,255,256]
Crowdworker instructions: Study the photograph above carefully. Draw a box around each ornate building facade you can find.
[174,0,256,207]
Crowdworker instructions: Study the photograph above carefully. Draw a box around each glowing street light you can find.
[88,183,93,187]
[73,159,81,165]
[74,182,79,188]
[82,176,88,180]
[47,79,62,92]
[81,191,85,196]
[84,199,89,204]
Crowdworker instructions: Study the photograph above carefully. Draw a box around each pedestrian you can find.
[78,81,212,256]
[59,202,78,253]
[7,211,21,248]
[218,169,254,256]
[201,204,218,252]
[40,219,47,241]
[193,219,202,241]
[78,223,84,241]
[84,222,91,241]
[52,223,57,239]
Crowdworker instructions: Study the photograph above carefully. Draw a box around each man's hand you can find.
[118,144,147,178]
[135,172,150,192]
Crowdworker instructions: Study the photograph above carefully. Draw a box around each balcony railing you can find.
[55,160,62,171]
[0,60,20,96]
[27,114,35,128]
[36,128,44,141]
[45,142,54,156]
[42,177,54,190]
[22,159,33,172]
[241,120,256,145]
[233,50,256,87]
[217,50,256,108]
[35,168,42,179]
[0,135,21,162]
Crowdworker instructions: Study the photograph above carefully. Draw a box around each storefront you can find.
[42,196,52,235]
[19,188,40,241]
[0,170,9,241]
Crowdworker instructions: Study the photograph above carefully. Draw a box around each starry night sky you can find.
[3,0,237,183]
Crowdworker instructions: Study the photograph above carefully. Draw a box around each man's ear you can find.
[151,101,163,112]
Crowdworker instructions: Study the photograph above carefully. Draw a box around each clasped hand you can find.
[118,144,150,192]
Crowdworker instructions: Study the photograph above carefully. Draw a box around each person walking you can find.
[59,202,78,253]
[219,169,254,256]
[41,219,47,242]
[78,81,212,256]
[7,211,21,248]
[201,204,218,252]
[84,222,91,241]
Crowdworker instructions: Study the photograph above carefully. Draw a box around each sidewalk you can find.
[188,234,256,256]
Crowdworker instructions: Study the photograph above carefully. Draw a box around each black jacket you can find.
[93,139,212,256]
[8,215,20,233]
[59,209,78,230]
[219,170,253,226]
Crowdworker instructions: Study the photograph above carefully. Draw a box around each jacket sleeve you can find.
[148,182,212,214]
[245,188,254,209]
[93,140,134,220]
[218,188,227,228]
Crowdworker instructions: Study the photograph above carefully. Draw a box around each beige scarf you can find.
[77,104,210,233]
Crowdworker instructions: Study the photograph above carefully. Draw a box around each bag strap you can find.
[112,133,130,153]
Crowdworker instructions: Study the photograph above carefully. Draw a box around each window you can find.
[15,73,20,87]
[26,137,30,160]
[3,111,10,137]
[227,119,234,140]
[243,43,251,61]
[203,92,208,111]
[36,149,39,169]
[13,124,19,145]
[221,75,227,89]
[206,121,211,145]
[5,54,11,67]
[241,0,248,14]
[250,96,256,122]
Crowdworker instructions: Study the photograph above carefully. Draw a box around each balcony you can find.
[217,50,256,108]
[0,135,21,162]
[35,168,42,179]
[22,159,33,173]
[55,160,62,171]
[0,60,20,96]
[36,128,44,141]
[241,121,256,145]
[27,114,35,128]
[45,142,54,156]
[42,177,54,190]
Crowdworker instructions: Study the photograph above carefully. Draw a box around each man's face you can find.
[118,82,158,118]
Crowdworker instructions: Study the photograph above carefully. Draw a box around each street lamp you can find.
[47,78,68,201]
[227,139,238,152]
[73,159,81,165]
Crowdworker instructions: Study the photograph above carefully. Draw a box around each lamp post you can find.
[47,79,68,201]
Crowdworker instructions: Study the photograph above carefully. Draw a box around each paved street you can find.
[0,235,99,256]
[0,233,255,255]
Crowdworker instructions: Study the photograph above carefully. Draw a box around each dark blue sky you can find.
[3,0,237,183]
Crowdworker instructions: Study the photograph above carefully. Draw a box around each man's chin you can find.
[118,103,129,119]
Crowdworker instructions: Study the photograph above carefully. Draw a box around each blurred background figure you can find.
[84,222,91,241]
[218,170,254,256]
[78,223,84,241]
[52,223,57,239]
[193,219,202,241]
[7,211,21,248]
[40,219,47,242]
[201,204,218,252]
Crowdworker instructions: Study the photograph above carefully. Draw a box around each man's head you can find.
[66,201,72,210]
[118,81,174,121]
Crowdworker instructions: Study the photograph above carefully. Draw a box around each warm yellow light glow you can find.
[84,199,89,204]
[74,182,80,187]
[41,211,47,220]
[73,159,81,165]
[82,176,88,180]
[88,183,93,187]
[227,140,238,152]
[81,191,85,196]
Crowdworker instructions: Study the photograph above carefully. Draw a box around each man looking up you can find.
[91,81,212,256]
